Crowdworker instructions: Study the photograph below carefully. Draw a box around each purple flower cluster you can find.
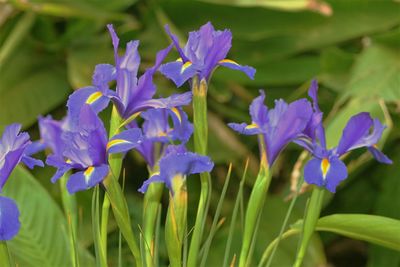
[229,80,392,193]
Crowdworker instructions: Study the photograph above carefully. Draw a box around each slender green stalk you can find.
[258,229,300,264]
[103,172,142,266]
[187,78,212,267]
[261,192,299,267]
[238,136,271,267]
[293,186,325,267]
[92,186,107,267]
[0,242,12,267]
[60,174,79,267]
[165,175,188,266]
[0,12,35,68]
[101,106,124,260]
[223,160,249,267]
[200,164,232,267]
[143,182,164,267]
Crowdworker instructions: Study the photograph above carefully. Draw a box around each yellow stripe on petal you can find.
[170,107,182,123]
[106,139,131,151]
[219,59,240,66]
[321,158,330,179]
[245,123,259,130]
[86,91,103,104]
[84,166,95,183]
[176,58,183,62]
[181,61,192,74]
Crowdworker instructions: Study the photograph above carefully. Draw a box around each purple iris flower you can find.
[0,124,43,240]
[228,90,313,166]
[132,107,193,168]
[47,105,143,194]
[138,145,214,193]
[67,24,192,126]
[296,80,392,193]
[159,22,256,87]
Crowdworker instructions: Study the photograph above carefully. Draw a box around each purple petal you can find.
[267,98,313,165]
[138,174,164,193]
[23,140,46,156]
[159,61,198,87]
[67,164,109,194]
[132,92,192,113]
[228,122,263,135]
[165,25,188,62]
[0,196,20,240]
[38,116,65,156]
[107,128,143,154]
[67,87,110,127]
[336,112,373,156]
[46,155,73,183]
[21,155,44,169]
[107,24,120,64]
[169,107,193,143]
[368,146,392,164]
[249,90,268,129]
[92,64,116,91]
[304,156,348,193]
[219,59,256,80]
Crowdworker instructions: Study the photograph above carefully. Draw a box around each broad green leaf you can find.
[315,214,400,252]
[368,153,400,267]
[342,44,400,102]
[3,166,95,267]
[0,44,70,132]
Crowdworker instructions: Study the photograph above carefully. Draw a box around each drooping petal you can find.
[304,156,348,193]
[228,122,263,135]
[0,196,20,241]
[46,155,73,183]
[107,128,143,154]
[138,174,164,193]
[67,164,109,194]
[368,146,393,164]
[336,112,373,156]
[157,145,214,192]
[159,61,198,87]
[133,92,193,112]
[66,87,110,127]
[218,59,256,79]
[21,155,44,169]
[169,107,193,143]
[0,147,26,191]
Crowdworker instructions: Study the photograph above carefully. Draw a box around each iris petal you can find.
[67,164,109,194]
[0,196,20,241]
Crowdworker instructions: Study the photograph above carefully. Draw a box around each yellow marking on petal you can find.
[106,139,131,151]
[86,91,103,104]
[245,123,259,130]
[84,166,95,183]
[181,61,192,74]
[170,107,182,123]
[219,59,240,66]
[176,58,183,62]
[66,159,72,164]
[119,112,142,128]
[321,158,330,179]
[372,144,378,148]
[157,132,167,137]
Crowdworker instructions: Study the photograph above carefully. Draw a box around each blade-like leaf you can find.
[2,166,95,267]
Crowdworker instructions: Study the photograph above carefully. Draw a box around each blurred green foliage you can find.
[0,0,399,266]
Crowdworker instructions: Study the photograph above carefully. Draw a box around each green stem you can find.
[101,106,124,260]
[0,242,12,267]
[187,78,212,267]
[239,136,271,267]
[143,182,164,267]
[293,186,325,267]
[60,174,79,267]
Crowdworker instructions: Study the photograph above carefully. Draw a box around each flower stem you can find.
[239,135,271,267]
[0,242,12,267]
[101,106,124,261]
[187,78,212,267]
[293,186,325,267]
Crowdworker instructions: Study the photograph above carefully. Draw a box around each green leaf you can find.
[314,214,400,252]
[0,44,70,131]
[3,166,95,267]
[342,44,400,102]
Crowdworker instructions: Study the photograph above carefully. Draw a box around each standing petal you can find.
[0,196,20,240]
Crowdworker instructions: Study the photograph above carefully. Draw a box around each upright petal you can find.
[67,164,109,194]
[38,115,65,156]
[0,196,20,240]
[267,98,312,165]
[164,25,188,62]
[336,112,373,156]
[249,90,268,130]
[92,64,116,92]
[107,24,120,65]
